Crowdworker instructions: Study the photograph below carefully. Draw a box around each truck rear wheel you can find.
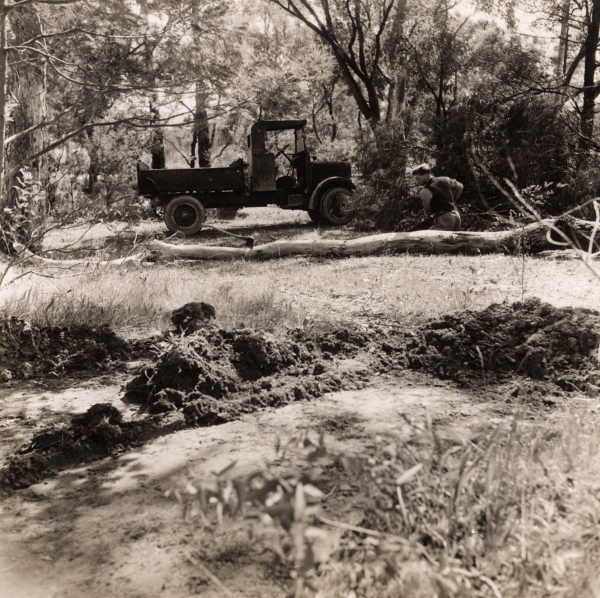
[319,186,354,225]
[164,195,206,235]
[307,209,321,224]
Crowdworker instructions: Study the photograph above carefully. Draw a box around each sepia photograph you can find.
[0,0,599,596]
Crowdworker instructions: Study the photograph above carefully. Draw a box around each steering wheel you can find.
[274,144,293,164]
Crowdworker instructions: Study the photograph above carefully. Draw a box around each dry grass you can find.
[14,209,594,334]
[310,406,600,597]
[1,251,598,335]
[167,404,600,598]
[0,263,304,334]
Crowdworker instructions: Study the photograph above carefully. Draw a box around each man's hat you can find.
[412,163,432,175]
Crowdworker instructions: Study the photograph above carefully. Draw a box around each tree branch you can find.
[7,0,80,10]
[17,27,147,47]
[372,0,396,81]
[4,104,77,146]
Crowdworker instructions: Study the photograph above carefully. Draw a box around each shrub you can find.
[352,125,413,232]
[434,96,579,226]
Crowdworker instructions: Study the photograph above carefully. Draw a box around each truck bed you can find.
[137,166,245,197]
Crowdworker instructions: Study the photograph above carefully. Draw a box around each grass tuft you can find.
[0,266,306,334]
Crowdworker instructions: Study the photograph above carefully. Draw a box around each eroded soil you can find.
[2,298,598,495]
[42,211,350,260]
[0,318,131,382]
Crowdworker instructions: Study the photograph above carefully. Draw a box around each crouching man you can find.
[411,164,463,231]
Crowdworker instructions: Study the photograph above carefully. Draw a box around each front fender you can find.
[308,177,354,210]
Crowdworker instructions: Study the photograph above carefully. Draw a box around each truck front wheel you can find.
[164,195,206,235]
[319,186,354,225]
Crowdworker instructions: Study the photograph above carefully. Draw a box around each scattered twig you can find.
[186,554,243,598]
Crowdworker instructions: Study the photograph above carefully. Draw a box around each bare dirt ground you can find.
[42,208,319,258]
[0,372,553,598]
[1,210,600,597]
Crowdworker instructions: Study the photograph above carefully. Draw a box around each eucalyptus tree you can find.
[266,0,408,135]
[0,0,84,251]
[478,0,600,152]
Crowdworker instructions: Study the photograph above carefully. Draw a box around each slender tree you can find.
[579,0,600,150]
[0,0,82,252]
[139,0,165,169]
[190,0,211,168]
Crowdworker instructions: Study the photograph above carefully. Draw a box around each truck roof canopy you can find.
[251,120,307,133]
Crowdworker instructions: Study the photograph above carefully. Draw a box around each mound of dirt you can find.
[8,299,598,493]
[122,325,377,429]
[1,324,372,492]
[0,318,130,382]
[400,298,600,390]
[232,331,311,380]
[181,373,349,426]
[123,328,321,411]
[0,403,166,492]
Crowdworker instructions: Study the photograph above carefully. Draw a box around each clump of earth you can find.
[0,318,131,382]
[170,301,216,334]
[3,298,599,492]
[394,298,600,390]
[0,403,166,492]
[122,327,358,414]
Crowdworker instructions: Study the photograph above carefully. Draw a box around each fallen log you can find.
[13,243,147,268]
[149,219,575,261]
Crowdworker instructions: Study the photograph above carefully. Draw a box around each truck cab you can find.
[137,119,354,235]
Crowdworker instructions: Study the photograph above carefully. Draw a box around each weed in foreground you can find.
[166,412,600,598]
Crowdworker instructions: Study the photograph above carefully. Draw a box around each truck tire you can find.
[307,209,322,224]
[319,186,354,225]
[164,195,206,235]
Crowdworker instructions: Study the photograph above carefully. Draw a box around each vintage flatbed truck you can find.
[137,119,355,234]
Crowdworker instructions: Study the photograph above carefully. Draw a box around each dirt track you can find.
[42,211,338,260]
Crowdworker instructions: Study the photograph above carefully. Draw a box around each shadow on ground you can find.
[44,217,362,260]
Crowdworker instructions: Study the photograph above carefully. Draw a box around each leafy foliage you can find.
[3,0,600,242]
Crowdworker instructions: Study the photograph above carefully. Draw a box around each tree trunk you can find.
[150,107,166,169]
[579,0,600,150]
[190,83,211,168]
[83,128,99,194]
[555,0,570,84]
[0,2,9,251]
[1,3,46,253]
[190,0,210,169]
[370,0,410,229]
[13,242,146,266]
[140,0,165,169]
[147,220,567,261]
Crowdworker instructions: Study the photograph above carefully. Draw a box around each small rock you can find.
[0,368,13,382]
